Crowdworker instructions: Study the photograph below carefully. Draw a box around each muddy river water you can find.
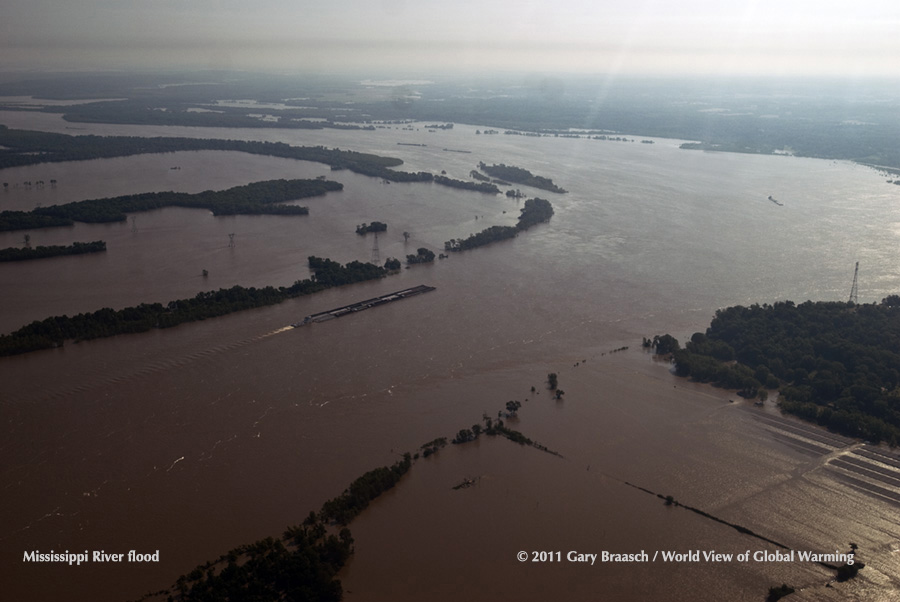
[1,110,899,600]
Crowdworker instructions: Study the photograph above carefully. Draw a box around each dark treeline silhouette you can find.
[0,179,340,231]
[355,221,387,235]
[0,126,433,182]
[0,240,106,262]
[0,256,390,357]
[142,368,565,602]
[514,197,554,229]
[445,225,518,252]
[318,454,412,525]
[668,298,900,445]
[306,256,388,286]
[42,98,374,131]
[477,162,567,193]
[162,454,412,602]
[444,197,554,251]
[406,247,435,264]
[433,175,500,194]
[450,406,561,456]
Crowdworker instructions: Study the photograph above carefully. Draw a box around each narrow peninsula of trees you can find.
[0,126,433,183]
[145,381,561,602]
[663,298,900,445]
[0,240,106,262]
[0,179,340,232]
[319,454,412,525]
[159,454,412,602]
[444,197,554,252]
[449,402,562,456]
[0,256,390,357]
[444,225,518,252]
[477,162,567,193]
[433,175,500,194]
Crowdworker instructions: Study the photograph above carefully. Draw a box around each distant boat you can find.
[767,195,783,206]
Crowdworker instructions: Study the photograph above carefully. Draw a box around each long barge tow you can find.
[291,284,435,327]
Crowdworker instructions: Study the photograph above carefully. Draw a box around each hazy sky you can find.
[2,0,898,76]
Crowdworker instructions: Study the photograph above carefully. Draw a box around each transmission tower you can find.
[371,231,381,264]
[849,261,859,305]
[228,233,236,248]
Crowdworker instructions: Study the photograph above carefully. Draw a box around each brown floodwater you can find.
[2,112,900,601]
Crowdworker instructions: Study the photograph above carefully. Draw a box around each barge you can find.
[292,284,435,327]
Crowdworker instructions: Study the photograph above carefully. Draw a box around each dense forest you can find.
[0,240,106,262]
[0,179,340,231]
[0,256,390,357]
[444,197,554,252]
[476,162,568,193]
[664,298,900,445]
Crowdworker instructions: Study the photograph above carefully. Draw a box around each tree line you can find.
[476,162,568,193]
[444,197,554,252]
[46,98,375,132]
[662,298,900,445]
[355,221,387,235]
[0,256,391,357]
[433,175,500,194]
[406,247,435,264]
[163,453,412,602]
[145,370,565,602]
[0,126,434,183]
[0,240,106,262]
[318,454,413,526]
[0,179,341,232]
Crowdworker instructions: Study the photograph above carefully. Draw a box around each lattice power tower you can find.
[371,232,380,264]
[849,261,859,305]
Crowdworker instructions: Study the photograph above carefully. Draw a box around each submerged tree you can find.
[548,373,558,390]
